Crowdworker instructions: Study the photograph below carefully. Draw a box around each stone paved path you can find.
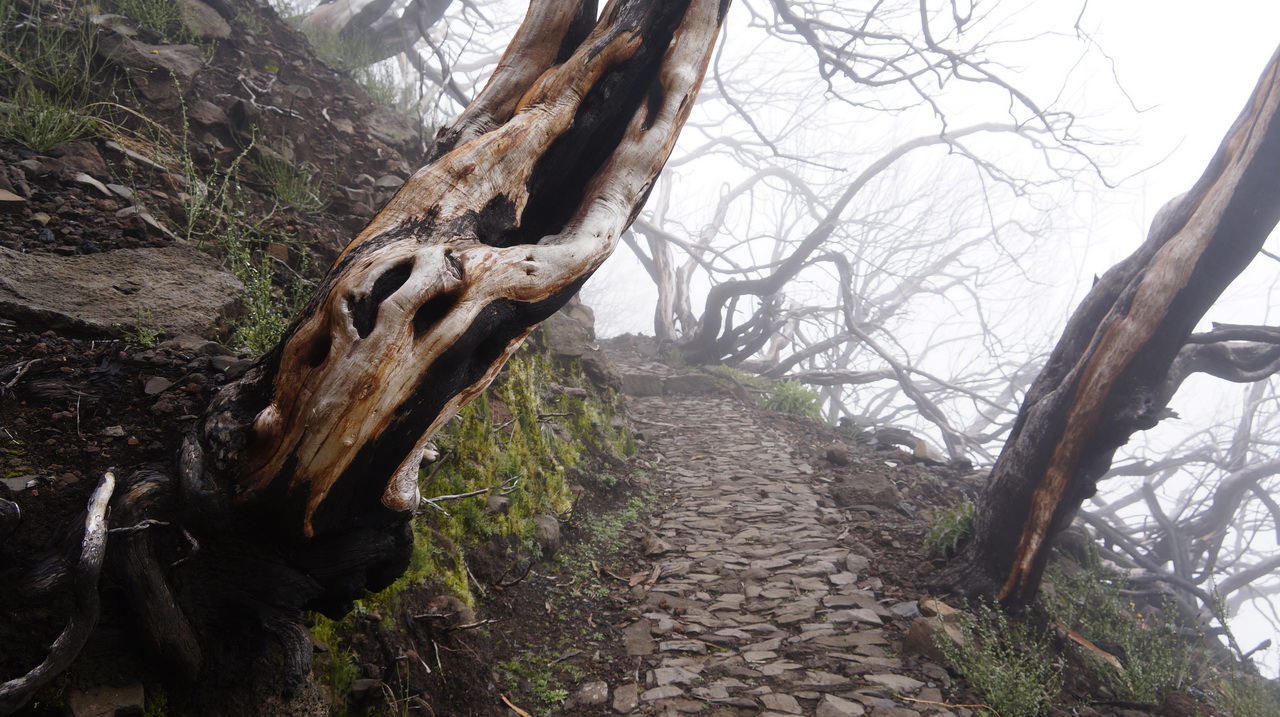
[585,353,963,717]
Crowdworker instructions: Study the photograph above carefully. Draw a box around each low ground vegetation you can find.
[305,347,637,715]
[923,509,1279,714]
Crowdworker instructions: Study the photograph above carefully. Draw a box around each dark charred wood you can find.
[932,45,1280,605]
[108,468,203,685]
[0,497,17,541]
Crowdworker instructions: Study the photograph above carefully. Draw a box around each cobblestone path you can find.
[585,361,962,717]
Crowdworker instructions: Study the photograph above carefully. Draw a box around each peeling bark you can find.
[933,44,1280,605]
[97,0,733,704]
[208,0,727,543]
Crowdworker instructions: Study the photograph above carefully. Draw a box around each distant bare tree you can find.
[1080,374,1280,657]
[600,0,1106,461]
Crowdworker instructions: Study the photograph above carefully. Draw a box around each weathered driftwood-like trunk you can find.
[0,1,729,714]
[933,44,1280,605]
[201,0,725,673]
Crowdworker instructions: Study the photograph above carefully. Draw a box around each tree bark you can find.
[932,44,1280,605]
[214,0,727,541]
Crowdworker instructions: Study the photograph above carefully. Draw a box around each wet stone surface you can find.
[582,348,968,716]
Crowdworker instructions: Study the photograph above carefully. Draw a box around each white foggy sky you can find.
[583,0,1280,674]
[1076,1,1280,265]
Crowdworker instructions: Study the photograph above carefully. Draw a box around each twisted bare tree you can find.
[0,0,729,713]
[933,44,1280,606]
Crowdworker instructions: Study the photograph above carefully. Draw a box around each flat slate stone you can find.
[624,619,656,656]
[817,694,867,717]
[576,681,609,705]
[612,683,639,713]
[865,673,925,693]
[640,685,684,701]
[622,373,665,396]
[0,245,241,338]
[760,693,803,714]
[829,608,882,626]
[659,640,707,654]
[653,666,699,686]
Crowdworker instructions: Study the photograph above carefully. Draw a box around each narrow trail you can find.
[584,348,959,717]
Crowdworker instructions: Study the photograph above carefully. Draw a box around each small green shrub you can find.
[297,24,374,74]
[835,416,865,442]
[1217,671,1280,716]
[228,244,290,354]
[141,685,169,717]
[1043,562,1194,702]
[355,60,413,110]
[120,307,162,347]
[176,127,314,354]
[703,364,770,393]
[937,602,1063,716]
[0,82,99,152]
[117,0,194,43]
[923,500,974,560]
[253,145,328,213]
[761,380,822,420]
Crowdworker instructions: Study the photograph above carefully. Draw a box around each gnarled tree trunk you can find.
[932,44,1280,606]
[0,1,729,713]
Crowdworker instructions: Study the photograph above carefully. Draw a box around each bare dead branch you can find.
[0,470,115,714]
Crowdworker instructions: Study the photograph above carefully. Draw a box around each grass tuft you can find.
[253,144,328,213]
[117,0,194,43]
[0,82,99,152]
[0,0,104,152]
[937,601,1063,716]
[923,500,974,560]
[761,379,822,420]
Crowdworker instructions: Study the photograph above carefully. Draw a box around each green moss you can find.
[366,520,474,616]
[307,343,638,714]
[498,654,570,713]
[308,616,360,716]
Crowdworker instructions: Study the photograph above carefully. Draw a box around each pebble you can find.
[576,680,609,705]
[612,683,639,713]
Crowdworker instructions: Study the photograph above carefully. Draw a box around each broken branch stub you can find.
[201,0,729,546]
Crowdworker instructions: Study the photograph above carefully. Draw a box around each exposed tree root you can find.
[0,470,115,716]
